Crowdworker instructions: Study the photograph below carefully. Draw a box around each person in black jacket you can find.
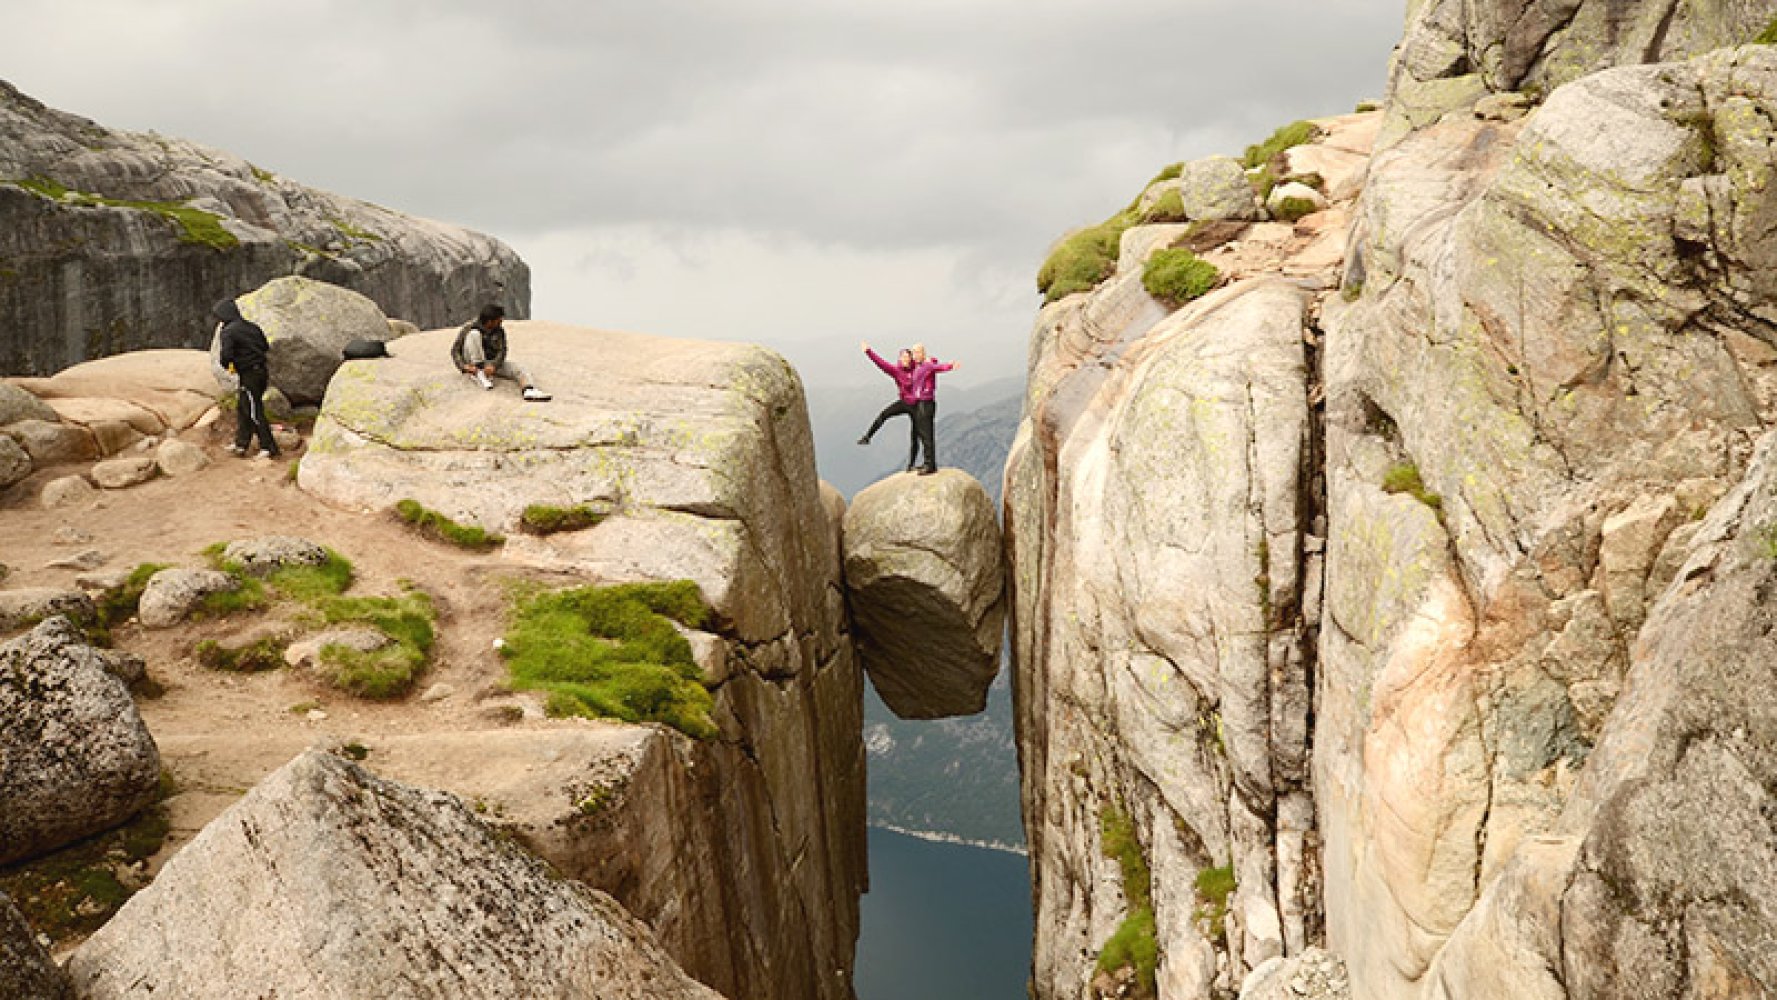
[214,298,279,459]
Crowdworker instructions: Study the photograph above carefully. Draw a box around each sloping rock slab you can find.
[0,617,161,866]
[843,469,1005,718]
[67,749,720,1000]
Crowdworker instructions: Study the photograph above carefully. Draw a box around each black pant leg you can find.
[864,400,912,441]
[914,400,937,471]
[239,371,278,454]
[234,382,254,450]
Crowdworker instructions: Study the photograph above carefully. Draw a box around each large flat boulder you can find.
[843,469,1005,719]
[66,750,721,1000]
[12,349,218,432]
[0,617,161,866]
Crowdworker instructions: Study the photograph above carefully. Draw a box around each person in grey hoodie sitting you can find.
[214,298,279,459]
[450,304,550,401]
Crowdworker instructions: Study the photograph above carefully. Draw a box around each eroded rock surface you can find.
[0,617,161,866]
[843,469,1005,719]
[66,750,720,1000]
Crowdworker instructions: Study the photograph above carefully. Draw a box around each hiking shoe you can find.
[227,445,247,457]
[918,465,937,476]
[252,449,280,460]
[857,436,870,446]
[476,371,494,390]
[522,386,552,402]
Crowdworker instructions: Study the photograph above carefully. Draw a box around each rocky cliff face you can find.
[1006,112,1371,998]
[298,323,866,1000]
[0,81,528,376]
[1007,15,1777,1000]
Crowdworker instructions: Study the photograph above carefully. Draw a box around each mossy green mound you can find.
[502,580,717,739]
[1382,462,1443,511]
[519,503,609,535]
[1038,210,1139,303]
[314,590,437,699]
[1273,196,1320,223]
[1140,188,1188,223]
[1757,16,1777,44]
[395,499,504,550]
[1243,120,1319,169]
[1142,248,1220,305]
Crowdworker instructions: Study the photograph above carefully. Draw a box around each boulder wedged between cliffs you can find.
[842,468,1006,719]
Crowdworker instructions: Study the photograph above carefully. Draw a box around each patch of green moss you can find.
[1096,803,1158,996]
[249,164,276,184]
[87,562,172,646]
[196,575,267,618]
[1194,864,1238,939]
[193,636,286,672]
[1273,196,1320,223]
[502,580,716,739]
[519,503,608,536]
[1755,522,1777,559]
[1756,16,1777,44]
[1382,462,1444,512]
[1248,164,1278,202]
[10,176,238,250]
[394,498,504,550]
[1342,280,1365,302]
[1142,248,1220,306]
[315,590,437,699]
[328,216,383,242]
[1037,209,1140,303]
[0,800,171,946]
[1243,120,1319,169]
[1148,161,1184,185]
[1140,188,1188,223]
[265,550,354,602]
[1355,100,1381,113]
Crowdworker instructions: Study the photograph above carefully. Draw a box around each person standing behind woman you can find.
[858,342,921,469]
[907,342,957,475]
[214,298,279,459]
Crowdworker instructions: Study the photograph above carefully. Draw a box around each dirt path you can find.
[1,425,594,877]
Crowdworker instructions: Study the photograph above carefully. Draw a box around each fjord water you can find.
[855,825,1034,999]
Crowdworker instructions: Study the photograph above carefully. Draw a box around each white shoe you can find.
[522,387,552,402]
[476,372,494,390]
[227,445,247,457]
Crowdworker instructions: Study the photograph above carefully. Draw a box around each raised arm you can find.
[864,346,899,377]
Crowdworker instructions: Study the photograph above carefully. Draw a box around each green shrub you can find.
[1355,100,1381,113]
[1272,196,1320,223]
[1757,16,1777,44]
[1037,210,1139,303]
[519,503,608,535]
[1243,120,1319,169]
[1140,188,1187,223]
[1142,249,1220,305]
[1194,864,1238,939]
[314,590,437,699]
[1382,462,1443,511]
[1248,164,1278,202]
[1096,803,1158,995]
[194,637,285,673]
[394,498,503,550]
[502,580,716,739]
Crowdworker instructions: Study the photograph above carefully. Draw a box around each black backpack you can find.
[342,339,390,360]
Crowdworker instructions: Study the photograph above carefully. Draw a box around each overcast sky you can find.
[3,0,1403,392]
